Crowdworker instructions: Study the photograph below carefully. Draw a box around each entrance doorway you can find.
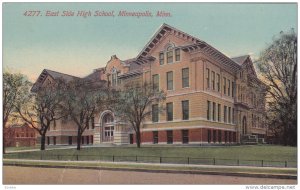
[101,113,115,142]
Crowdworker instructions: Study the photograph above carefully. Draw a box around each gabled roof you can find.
[137,23,200,60]
[135,23,241,72]
[231,55,250,65]
[32,69,80,92]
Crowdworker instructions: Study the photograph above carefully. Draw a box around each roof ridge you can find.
[44,69,80,78]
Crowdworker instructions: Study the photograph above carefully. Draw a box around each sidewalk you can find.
[3,158,297,180]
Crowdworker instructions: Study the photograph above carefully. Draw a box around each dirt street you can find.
[3,166,297,185]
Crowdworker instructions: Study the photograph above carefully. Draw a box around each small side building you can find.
[4,123,37,147]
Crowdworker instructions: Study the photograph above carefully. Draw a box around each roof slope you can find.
[231,55,250,65]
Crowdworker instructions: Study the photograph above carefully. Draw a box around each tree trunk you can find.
[40,134,46,150]
[136,127,141,148]
[77,130,82,150]
[3,120,7,154]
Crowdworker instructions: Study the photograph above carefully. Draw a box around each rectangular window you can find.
[167,71,173,90]
[175,49,180,61]
[166,102,173,121]
[167,50,173,63]
[68,136,72,145]
[218,130,222,143]
[213,130,217,143]
[207,101,211,120]
[182,130,189,144]
[217,74,220,92]
[152,74,159,92]
[86,136,89,144]
[208,130,211,143]
[182,68,189,88]
[232,81,235,98]
[182,100,189,120]
[228,107,231,123]
[91,117,95,129]
[53,136,56,145]
[206,68,210,88]
[212,102,216,121]
[47,136,50,145]
[153,131,158,144]
[225,131,228,143]
[167,130,173,144]
[232,108,235,124]
[228,79,231,96]
[152,104,159,122]
[223,77,226,95]
[224,106,227,123]
[211,71,215,90]
[217,104,221,122]
[159,52,164,65]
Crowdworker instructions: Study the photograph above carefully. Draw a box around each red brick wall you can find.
[141,131,153,143]
[158,131,167,143]
[173,130,182,143]
[202,128,208,142]
[189,128,201,142]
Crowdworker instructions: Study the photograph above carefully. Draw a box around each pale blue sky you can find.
[3,3,297,81]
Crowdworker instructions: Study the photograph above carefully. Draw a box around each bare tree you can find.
[15,83,65,150]
[60,79,108,150]
[3,71,31,154]
[111,81,166,148]
[257,29,297,146]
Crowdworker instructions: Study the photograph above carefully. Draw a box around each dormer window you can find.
[111,67,118,87]
[166,47,173,64]
[159,43,181,65]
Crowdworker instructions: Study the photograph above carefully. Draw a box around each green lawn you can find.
[3,145,297,167]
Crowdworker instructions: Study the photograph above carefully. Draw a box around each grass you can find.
[3,145,297,167]
[5,146,40,151]
[3,159,297,176]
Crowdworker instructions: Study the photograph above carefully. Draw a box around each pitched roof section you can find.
[231,55,250,65]
[136,23,241,72]
[137,23,200,60]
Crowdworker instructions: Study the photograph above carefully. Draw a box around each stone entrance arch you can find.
[99,110,115,143]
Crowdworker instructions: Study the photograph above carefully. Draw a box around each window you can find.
[232,108,235,124]
[167,71,173,90]
[182,100,189,120]
[206,68,210,88]
[91,117,95,129]
[16,133,19,138]
[208,130,211,143]
[217,104,221,122]
[218,130,222,143]
[228,107,231,123]
[68,136,72,145]
[53,137,56,145]
[166,102,173,121]
[228,79,231,96]
[47,137,50,145]
[175,49,180,61]
[224,106,227,123]
[182,68,189,88]
[213,130,217,143]
[223,77,226,95]
[153,131,158,144]
[217,74,220,92]
[207,101,211,120]
[86,136,89,144]
[212,102,216,121]
[152,74,159,92]
[167,130,173,144]
[211,71,215,90]
[159,52,164,65]
[182,130,189,144]
[232,81,235,97]
[167,50,173,63]
[112,73,117,87]
[152,104,159,122]
[90,135,93,144]
[53,120,56,130]
[225,131,228,143]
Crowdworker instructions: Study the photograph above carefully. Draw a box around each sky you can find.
[3,3,297,82]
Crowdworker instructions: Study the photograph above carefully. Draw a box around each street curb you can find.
[4,162,297,180]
